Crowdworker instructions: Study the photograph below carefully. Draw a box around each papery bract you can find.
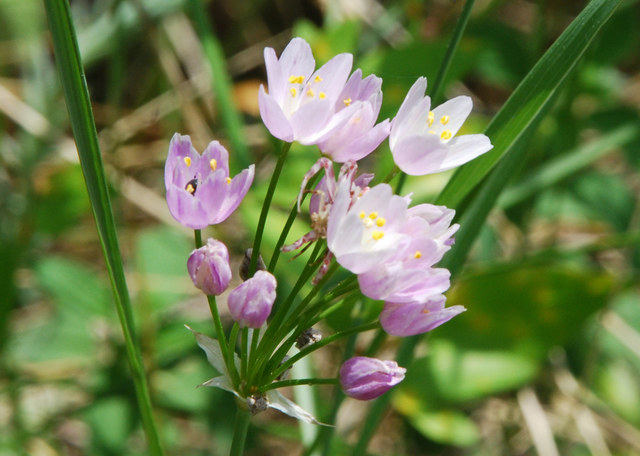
[259,37,357,145]
[379,296,466,336]
[339,356,406,400]
[317,70,390,162]
[227,271,277,328]
[187,326,323,424]
[165,133,255,229]
[389,77,493,175]
[187,238,232,296]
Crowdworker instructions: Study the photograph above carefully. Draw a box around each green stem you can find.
[241,327,249,382]
[206,295,239,387]
[260,378,338,392]
[268,321,380,383]
[229,408,251,456]
[250,141,292,276]
[44,2,164,454]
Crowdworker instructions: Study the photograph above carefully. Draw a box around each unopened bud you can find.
[246,394,269,415]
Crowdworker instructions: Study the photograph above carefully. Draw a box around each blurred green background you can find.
[1,0,639,455]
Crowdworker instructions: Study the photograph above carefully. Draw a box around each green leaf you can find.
[437,0,623,209]
[85,397,134,453]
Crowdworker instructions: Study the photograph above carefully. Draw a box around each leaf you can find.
[436,0,623,209]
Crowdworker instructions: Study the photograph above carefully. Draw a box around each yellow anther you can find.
[319,92,326,99]
[306,88,315,97]
[183,156,192,167]
[359,211,366,219]
[376,217,386,227]
[440,130,452,140]
[428,130,436,135]
[372,231,384,241]
[210,158,217,171]
[440,115,450,125]
[427,111,435,126]
[185,183,195,194]
[422,309,431,314]
[343,98,352,106]
[226,177,232,184]
[288,75,304,84]
[290,87,297,97]
[414,251,422,259]
[368,212,378,220]
[314,75,323,83]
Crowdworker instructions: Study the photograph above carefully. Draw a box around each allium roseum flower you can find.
[327,181,417,274]
[227,271,277,328]
[165,134,255,229]
[379,296,466,336]
[187,238,232,296]
[260,37,360,145]
[340,356,406,400]
[317,70,391,162]
[389,77,493,175]
[187,326,322,424]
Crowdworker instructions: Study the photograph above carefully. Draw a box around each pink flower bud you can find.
[187,238,232,296]
[339,356,406,400]
[227,271,277,328]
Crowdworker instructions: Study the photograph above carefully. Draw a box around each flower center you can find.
[185,178,198,195]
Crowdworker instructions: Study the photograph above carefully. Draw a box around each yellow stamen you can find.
[314,75,323,83]
[372,231,384,241]
[427,111,435,126]
[440,130,452,140]
[226,177,231,184]
[319,92,326,99]
[422,309,431,314]
[288,75,304,84]
[428,130,436,135]
[183,156,192,167]
[210,158,217,171]
[306,88,315,97]
[359,211,366,219]
[185,184,195,194]
[376,217,386,227]
[290,87,297,97]
[440,115,449,125]
[343,98,352,106]
[414,251,422,259]
[368,212,378,220]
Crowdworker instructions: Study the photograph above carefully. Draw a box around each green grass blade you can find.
[43,2,165,454]
[436,0,623,209]
[187,0,250,171]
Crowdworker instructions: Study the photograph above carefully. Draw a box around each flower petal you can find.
[259,86,294,142]
[392,134,449,176]
[439,133,493,171]
[431,96,472,137]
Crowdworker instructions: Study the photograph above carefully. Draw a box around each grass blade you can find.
[43,2,165,454]
[436,0,623,209]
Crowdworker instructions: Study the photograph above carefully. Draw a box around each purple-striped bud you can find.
[339,356,406,401]
[187,238,232,296]
[227,271,277,328]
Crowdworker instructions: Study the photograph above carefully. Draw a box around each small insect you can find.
[185,178,198,195]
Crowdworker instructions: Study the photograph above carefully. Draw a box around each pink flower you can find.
[390,77,493,175]
[227,271,277,328]
[259,38,354,145]
[317,70,390,162]
[379,296,466,336]
[187,238,232,296]
[165,134,254,229]
[340,356,406,400]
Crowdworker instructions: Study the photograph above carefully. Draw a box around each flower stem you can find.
[249,141,292,276]
[229,408,251,456]
[206,294,239,387]
[260,378,338,392]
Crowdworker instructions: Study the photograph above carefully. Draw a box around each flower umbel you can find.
[165,134,255,229]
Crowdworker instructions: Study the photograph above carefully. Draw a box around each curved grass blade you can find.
[436,0,623,209]
[43,2,165,454]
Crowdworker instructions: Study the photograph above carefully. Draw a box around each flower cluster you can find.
[164,36,492,421]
